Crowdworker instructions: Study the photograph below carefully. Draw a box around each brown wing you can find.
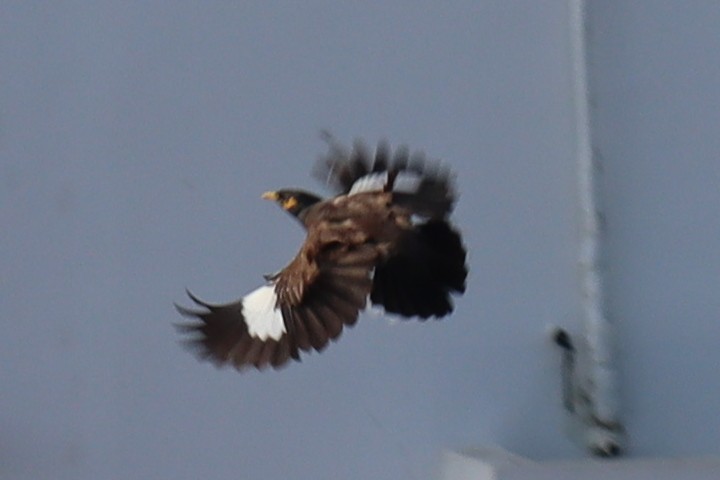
[176,221,379,371]
[312,138,467,318]
[313,135,456,219]
[276,240,378,355]
[176,290,296,370]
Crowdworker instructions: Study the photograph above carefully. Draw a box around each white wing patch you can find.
[242,284,286,341]
[349,172,387,194]
[394,174,422,193]
[349,171,422,195]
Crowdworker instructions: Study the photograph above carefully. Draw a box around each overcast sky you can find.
[2,2,719,480]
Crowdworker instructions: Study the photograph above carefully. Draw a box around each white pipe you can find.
[569,0,624,456]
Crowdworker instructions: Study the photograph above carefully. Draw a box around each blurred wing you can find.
[369,220,467,319]
[313,135,456,219]
[176,236,378,371]
[176,287,295,370]
[276,242,377,354]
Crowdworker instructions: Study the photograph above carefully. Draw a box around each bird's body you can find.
[176,138,467,371]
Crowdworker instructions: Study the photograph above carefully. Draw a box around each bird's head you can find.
[261,189,322,219]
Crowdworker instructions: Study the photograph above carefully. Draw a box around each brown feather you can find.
[240,339,265,368]
[272,336,292,367]
[255,340,277,369]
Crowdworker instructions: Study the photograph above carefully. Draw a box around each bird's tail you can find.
[370,220,467,319]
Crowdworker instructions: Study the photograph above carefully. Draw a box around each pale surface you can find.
[441,449,720,480]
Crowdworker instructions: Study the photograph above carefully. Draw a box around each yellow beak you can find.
[261,191,279,201]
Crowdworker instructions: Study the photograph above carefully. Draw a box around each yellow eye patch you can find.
[282,196,298,210]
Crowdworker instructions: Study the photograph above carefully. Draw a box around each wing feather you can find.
[314,137,456,219]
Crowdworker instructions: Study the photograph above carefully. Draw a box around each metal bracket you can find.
[553,327,625,457]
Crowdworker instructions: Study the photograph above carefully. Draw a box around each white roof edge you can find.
[440,447,720,480]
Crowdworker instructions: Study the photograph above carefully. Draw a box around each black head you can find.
[261,189,322,219]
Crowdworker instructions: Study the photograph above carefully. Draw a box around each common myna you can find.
[176,137,467,371]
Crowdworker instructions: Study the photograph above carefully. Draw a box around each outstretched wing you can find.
[176,227,378,371]
[313,134,457,219]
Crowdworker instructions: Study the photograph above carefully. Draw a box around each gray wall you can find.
[1,2,717,479]
[588,1,720,457]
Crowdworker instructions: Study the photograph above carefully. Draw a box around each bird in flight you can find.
[176,137,467,371]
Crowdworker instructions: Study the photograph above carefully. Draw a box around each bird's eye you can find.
[282,196,298,210]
